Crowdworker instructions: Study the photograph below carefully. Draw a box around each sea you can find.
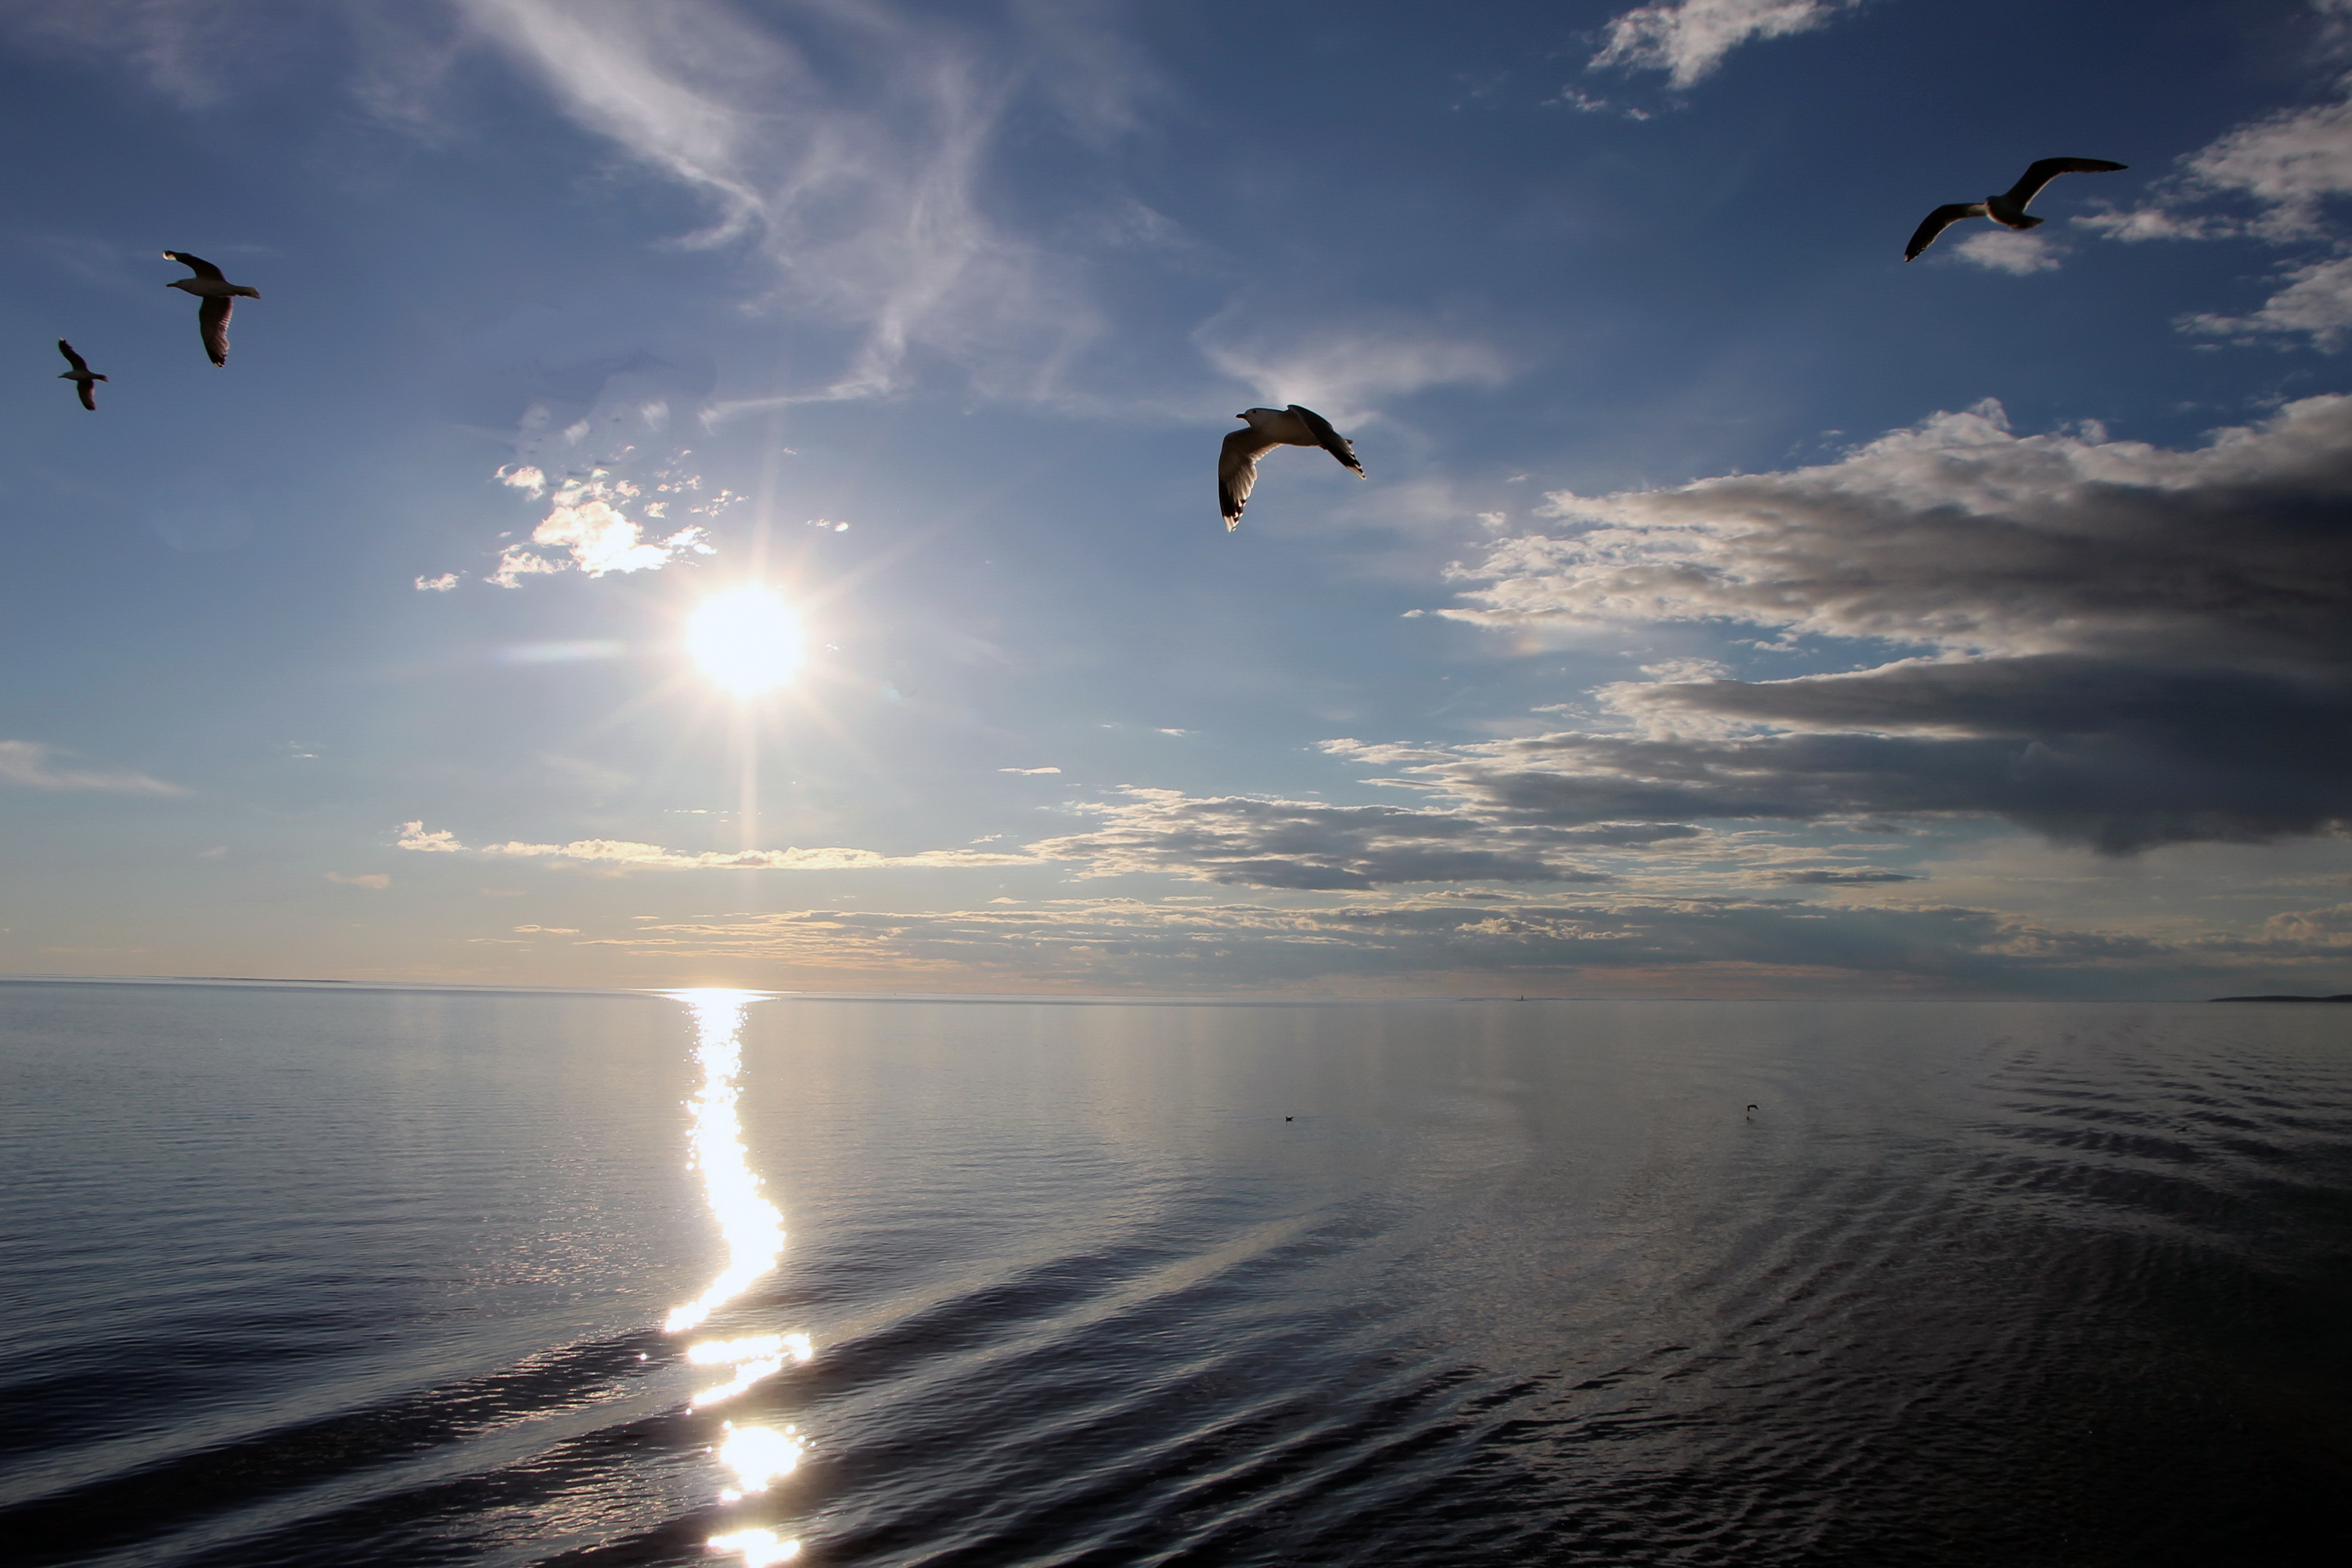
[3,980,2349,1567]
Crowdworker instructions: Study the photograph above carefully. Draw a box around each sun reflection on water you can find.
[666,989,812,1567]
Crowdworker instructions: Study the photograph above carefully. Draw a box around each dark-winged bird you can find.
[1904,158,2128,262]
[163,251,261,367]
[1218,404,1364,530]
[56,340,106,410]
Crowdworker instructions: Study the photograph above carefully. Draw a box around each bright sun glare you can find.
[688,587,804,696]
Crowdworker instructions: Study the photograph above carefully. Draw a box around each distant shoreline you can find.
[2210,994,2352,1003]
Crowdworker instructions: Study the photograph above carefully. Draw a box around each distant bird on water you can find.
[55,340,105,410]
[163,251,260,367]
[1904,158,2128,261]
[1218,404,1363,530]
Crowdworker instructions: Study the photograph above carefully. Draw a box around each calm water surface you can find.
[3,981,2350,1566]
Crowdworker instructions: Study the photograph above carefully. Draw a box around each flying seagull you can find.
[55,340,106,411]
[1904,158,2128,262]
[163,251,261,367]
[1218,405,1364,530]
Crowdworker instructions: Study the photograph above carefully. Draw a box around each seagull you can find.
[1904,158,2128,262]
[163,251,261,367]
[55,340,106,411]
[1218,404,1364,531]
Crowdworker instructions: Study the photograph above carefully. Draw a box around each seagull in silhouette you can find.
[1904,158,2128,261]
[163,251,260,367]
[55,340,105,410]
[1218,405,1363,530]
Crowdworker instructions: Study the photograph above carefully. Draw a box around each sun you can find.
[687,587,804,696]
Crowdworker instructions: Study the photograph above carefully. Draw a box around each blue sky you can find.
[7,0,2352,995]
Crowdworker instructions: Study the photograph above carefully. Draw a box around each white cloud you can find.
[0,740,184,796]
[999,765,1062,775]
[2077,67,2352,346]
[485,470,715,586]
[325,872,391,889]
[396,820,1034,871]
[2181,93,2352,237]
[2182,255,2352,348]
[1588,0,1863,91]
[1952,230,2061,275]
[414,572,460,592]
[396,822,465,853]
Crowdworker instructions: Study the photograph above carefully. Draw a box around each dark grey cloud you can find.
[1448,395,2352,666]
[1396,396,2352,855]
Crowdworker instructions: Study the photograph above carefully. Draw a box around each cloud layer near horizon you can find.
[567,889,2352,996]
[396,821,1032,871]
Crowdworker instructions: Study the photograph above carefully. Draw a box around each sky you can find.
[6,0,2352,997]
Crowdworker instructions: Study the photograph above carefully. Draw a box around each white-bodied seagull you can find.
[1904,158,2127,262]
[1218,405,1364,531]
[163,251,261,367]
[56,340,106,411]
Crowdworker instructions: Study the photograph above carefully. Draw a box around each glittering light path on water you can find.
[665,990,813,1566]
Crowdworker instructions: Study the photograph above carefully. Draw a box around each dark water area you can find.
[3,982,2350,1566]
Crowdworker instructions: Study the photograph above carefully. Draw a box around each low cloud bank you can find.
[395,820,1032,871]
[580,890,2352,997]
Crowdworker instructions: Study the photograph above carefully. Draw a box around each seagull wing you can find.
[78,379,97,411]
[1905,204,1986,262]
[200,295,233,367]
[165,250,227,281]
[1219,428,1278,530]
[57,339,89,374]
[1287,404,1364,477]
[2004,158,2128,210]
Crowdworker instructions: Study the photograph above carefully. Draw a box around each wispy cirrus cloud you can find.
[1195,309,1515,422]
[6,1,1155,403]
[2182,254,2352,348]
[0,740,184,796]
[1588,0,1866,92]
[395,820,1034,871]
[448,0,1136,400]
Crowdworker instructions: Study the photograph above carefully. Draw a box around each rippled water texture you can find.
[4,983,2350,1566]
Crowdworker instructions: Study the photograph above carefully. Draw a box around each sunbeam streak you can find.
[665,989,810,1568]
